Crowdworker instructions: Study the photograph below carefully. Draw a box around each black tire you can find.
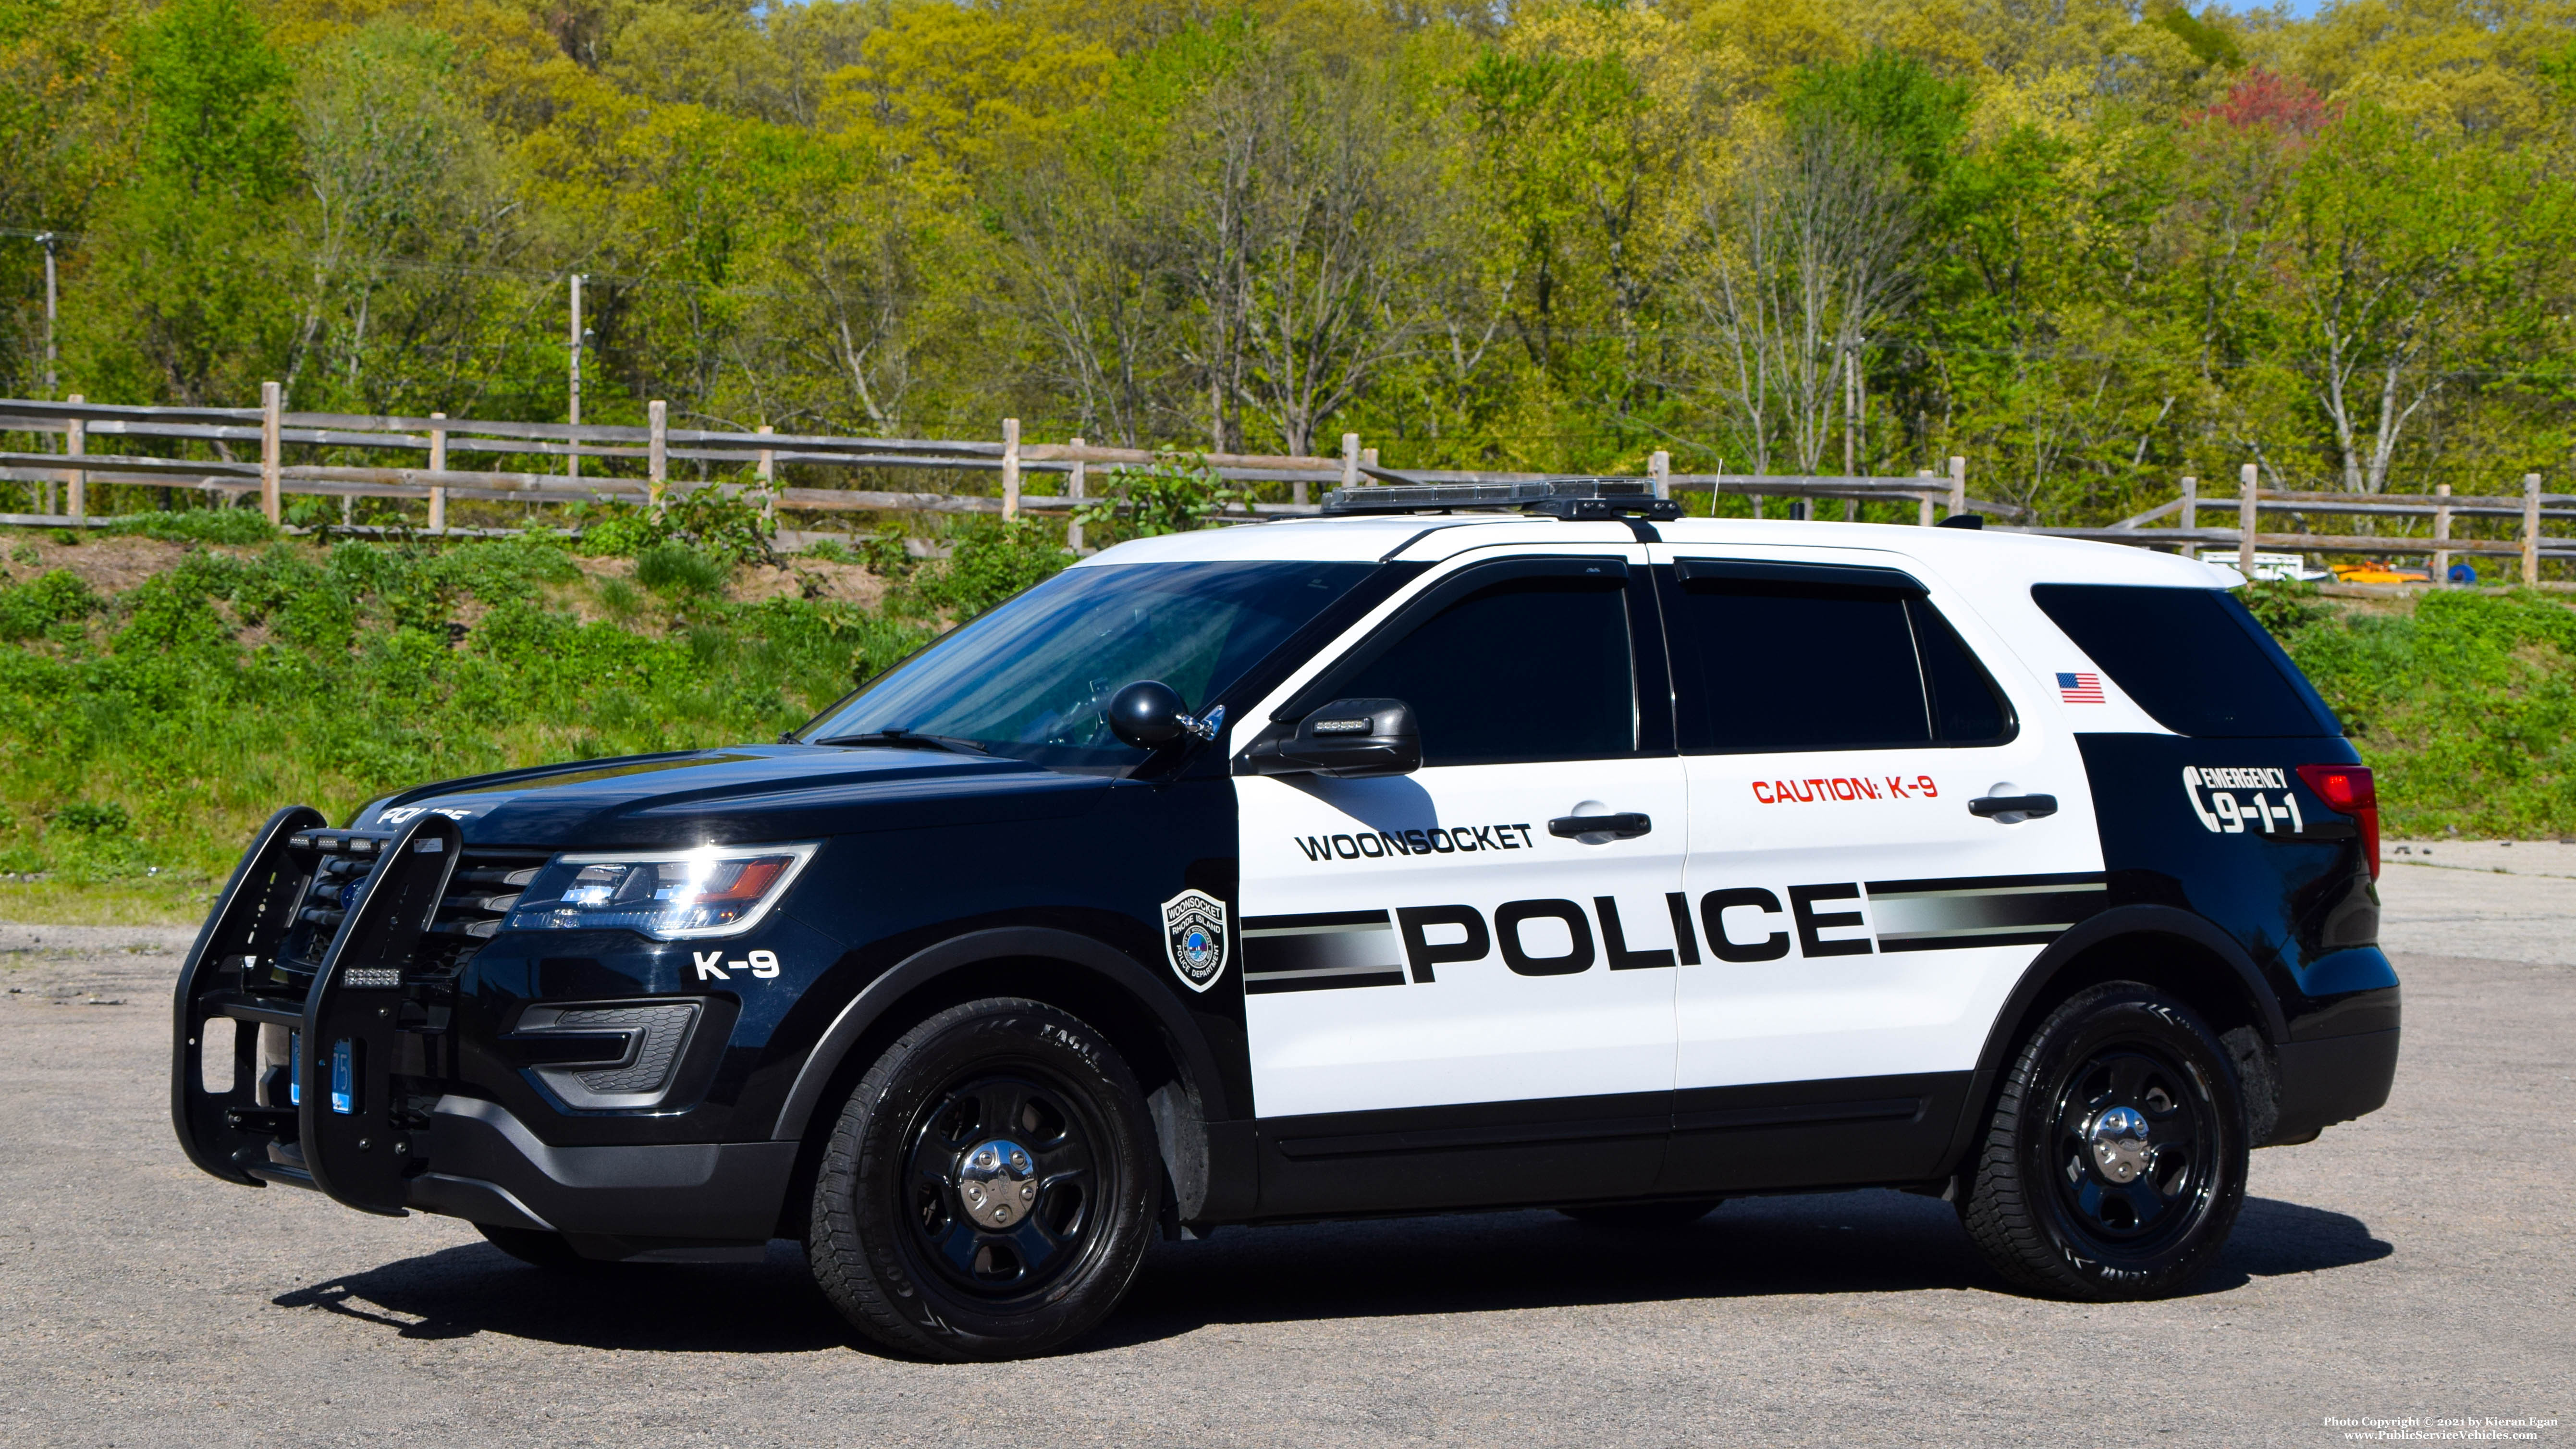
[1960,982,2248,1300]
[475,1223,595,1271]
[809,997,1159,1361]
[1558,1199,1723,1230]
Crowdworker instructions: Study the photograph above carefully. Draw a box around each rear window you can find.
[2030,584,2336,737]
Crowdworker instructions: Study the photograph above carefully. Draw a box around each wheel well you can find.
[1946,929,2271,1180]
[2015,931,2266,1048]
[772,955,1193,1242]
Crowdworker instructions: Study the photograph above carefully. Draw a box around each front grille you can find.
[267,845,548,989]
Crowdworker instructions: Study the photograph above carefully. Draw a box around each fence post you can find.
[2524,473,2541,585]
[1361,447,1377,474]
[1001,417,1020,522]
[259,381,282,525]
[647,400,667,514]
[756,424,775,521]
[1916,469,1933,526]
[1947,456,1966,519]
[1649,450,1670,503]
[427,413,447,533]
[2179,476,2196,559]
[64,394,84,521]
[1337,432,1358,505]
[2433,483,2451,586]
[1067,437,1087,553]
[2237,463,2257,577]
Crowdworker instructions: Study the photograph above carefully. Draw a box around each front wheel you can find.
[1960,982,2247,1300]
[808,998,1159,1361]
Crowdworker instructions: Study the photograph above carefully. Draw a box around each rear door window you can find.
[1663,562,2015,753]
[2030,584,2336,738]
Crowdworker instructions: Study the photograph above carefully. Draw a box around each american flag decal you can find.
[2057,671,2106,704]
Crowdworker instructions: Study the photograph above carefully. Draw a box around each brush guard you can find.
[172,808,471,1216]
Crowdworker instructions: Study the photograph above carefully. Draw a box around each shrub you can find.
[0,571,103,640]
[635,542,731,596]
[100,509,281,545]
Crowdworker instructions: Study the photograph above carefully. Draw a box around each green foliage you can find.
[898,518,1070,621]
[0,535,932,885]
[0,569,101,639]
[100,509,281,545]
[855,525,916,580]
[2238,578,2325,637]
[1072,453,1248,540]
[634,540,730,596]
[2276,590,2576,837]
[572,489,778,566]
[128,0,295,203]
[53,800,127,835]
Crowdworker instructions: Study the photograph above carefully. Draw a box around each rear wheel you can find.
[809,998,1158,1361]
[1960,982,2247,1300]
[1558,1199,1723,1230]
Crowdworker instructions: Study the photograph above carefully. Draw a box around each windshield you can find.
[799,561,1376,768]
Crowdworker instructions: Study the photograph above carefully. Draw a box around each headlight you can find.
[502,843,820,940]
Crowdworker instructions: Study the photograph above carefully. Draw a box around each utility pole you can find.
[38,232,58,398]
[568,273,584,484]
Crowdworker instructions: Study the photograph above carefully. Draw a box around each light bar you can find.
[1321,474,1680,519]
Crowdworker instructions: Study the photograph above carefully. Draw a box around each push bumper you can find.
[407,1095,794,1252]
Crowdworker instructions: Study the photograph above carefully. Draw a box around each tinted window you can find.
[1668,578,2014,752]
[1330,573,1636,765]
[801,561,1373,767]
[1911,599,2013,741]
[2031,584,2332,737]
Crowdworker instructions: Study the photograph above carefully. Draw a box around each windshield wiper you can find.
[811,728,990,756]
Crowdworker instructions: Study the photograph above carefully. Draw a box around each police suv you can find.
[173,479,2398,1360]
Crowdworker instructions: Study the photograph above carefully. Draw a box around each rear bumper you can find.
[2273,1028,2400,1141]
[407,1095,795,1245]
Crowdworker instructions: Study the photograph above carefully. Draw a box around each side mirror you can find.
[1107,680,1224,750]
[1244,698,1421,778]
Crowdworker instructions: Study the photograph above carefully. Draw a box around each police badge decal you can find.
[1160,889,1229,993]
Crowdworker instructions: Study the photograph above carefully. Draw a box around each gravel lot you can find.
[2,863,2568,1449]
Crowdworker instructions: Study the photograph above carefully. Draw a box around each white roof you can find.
[1077,513,2243,589]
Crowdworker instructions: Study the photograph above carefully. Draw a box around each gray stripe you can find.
[1243,921,1394,939]
[1243,961,1411,981]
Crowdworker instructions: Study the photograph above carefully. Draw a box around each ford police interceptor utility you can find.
[173,478,2398,1361]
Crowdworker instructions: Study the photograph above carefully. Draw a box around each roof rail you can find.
[1324,471,1683,521]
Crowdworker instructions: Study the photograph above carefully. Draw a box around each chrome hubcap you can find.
[2088,1105,2152,1183]
[957,1138,1038,1228]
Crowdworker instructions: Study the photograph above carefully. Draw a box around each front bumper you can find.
[173,807,787,1259]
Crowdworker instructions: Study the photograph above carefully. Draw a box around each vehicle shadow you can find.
[267,1191,2389,1357]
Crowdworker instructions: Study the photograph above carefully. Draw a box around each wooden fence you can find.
[0,391,2557,580]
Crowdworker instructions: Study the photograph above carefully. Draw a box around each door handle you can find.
[1549,812,1652,840]
[1969,794,2058,820]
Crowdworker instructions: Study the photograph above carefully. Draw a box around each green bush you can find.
[902,518,1068,621]
[99,509,281,545]
[569,486,778,565]
[1071,452,1248,541]
[54,800,129,835]
[0,571,103,640]
[635,541,730,596]
[2275,589,2576,837]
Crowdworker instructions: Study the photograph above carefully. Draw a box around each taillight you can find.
[2296,763,2380,879]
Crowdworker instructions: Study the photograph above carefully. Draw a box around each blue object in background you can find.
[2449,562,2479,585]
